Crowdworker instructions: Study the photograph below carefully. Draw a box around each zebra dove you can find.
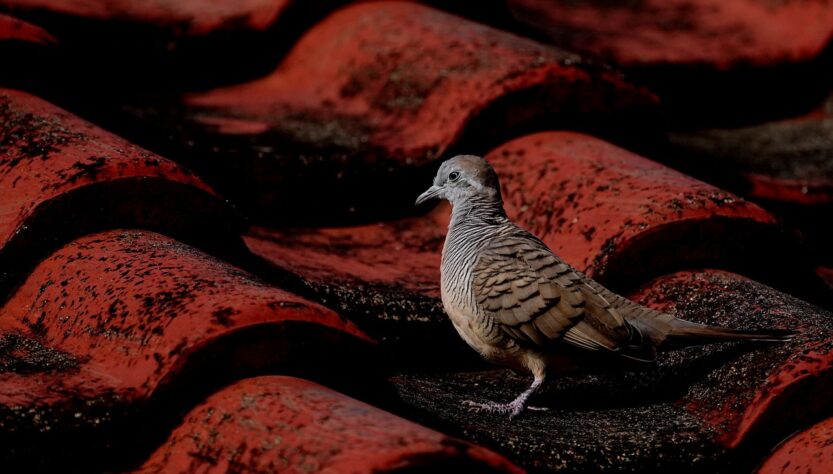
[415,155,795,419]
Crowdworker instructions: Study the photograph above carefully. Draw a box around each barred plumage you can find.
[416,154,795,419]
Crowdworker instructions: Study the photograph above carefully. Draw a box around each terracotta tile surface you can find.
[392,269,833,471]
[508,0,833,68]
[0,1,832,472]
[670,91,833,204]
[0,89,244,301]
[134,375,522,474]
[0,230,372,471]
[508,0,833,126]
[757,416,833,474]
[118,1,658,224]
[0,12,53,43]
[247,132,825,351]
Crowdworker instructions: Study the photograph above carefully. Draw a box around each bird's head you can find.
[415,155,502,207]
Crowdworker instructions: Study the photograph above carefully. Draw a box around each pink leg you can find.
[463,377,546,419]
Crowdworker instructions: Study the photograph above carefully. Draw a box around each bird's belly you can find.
[442,300,525,370]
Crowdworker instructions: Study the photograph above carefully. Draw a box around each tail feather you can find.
[596,283,797,351]
[665,322,797,347]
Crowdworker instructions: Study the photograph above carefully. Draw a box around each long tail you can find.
[593,283,797,351]
[622,304,797,350]
[664,322,796,347]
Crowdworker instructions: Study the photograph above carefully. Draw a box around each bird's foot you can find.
[463,399,549,420]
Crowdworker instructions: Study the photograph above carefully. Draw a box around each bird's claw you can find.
[462,400,548,420]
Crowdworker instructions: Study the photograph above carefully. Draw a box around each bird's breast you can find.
[441,291,524,367]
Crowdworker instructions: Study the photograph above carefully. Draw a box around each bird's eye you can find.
[448,171,461,182]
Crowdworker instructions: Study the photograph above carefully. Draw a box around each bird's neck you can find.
[448,198,509,241]
[441,196,509,309]
[448,196,508,230]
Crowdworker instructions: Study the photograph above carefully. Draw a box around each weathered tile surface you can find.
[134,375,522,474]
[0,89,244,301]
[0,230,371,471]
[120,1,658,224]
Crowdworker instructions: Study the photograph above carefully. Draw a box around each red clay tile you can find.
[0,13,58,90]
[247,132,821,350]
[757,416,833,474]
[122,1,657,224]
[629,270,833,451]
[392,269,832,471]
[508,0,833,126]
[508,0,833,69]
[0,12,54,43]
[134,375,522,474]
[485,132,813,292]
[669,94,833,271]
[0,89,243,301]
[0,0,332,98]
[670,93,833,207]
[819,266,833,291]
[0,229,372,471]
[1,0,291,36]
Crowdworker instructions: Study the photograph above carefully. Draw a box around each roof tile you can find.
[247,132,824,351]
[134,375,522,474]
[392,269,833,470]
[0,89,243,300]
[0,229,371,471]
[508,0,833,126]
[119,1,657,224]
[757,416,833,474]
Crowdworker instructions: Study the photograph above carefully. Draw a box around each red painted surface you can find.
[508,0,833,68]
[134,375,522,474]
[0,0,290,36]
[0,230,372,468]
[757,417,833,473]
[0,12,55,43]
[630,269,833,449]
[145,1,657,223]
[0,89,242,299]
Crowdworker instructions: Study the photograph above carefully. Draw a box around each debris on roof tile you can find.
[246,132,826,357]
[629,270,833,450]
[1,1,832,471]
[508,0,833,126]
[757,416,833,474]
[117,1,658,225]
[0,89,244,301]
[0,230,372,471]
[0,0,349,94]
[669,92,833,207]
[484,132,824,297]
[669,91,833,280]
[391,269,833,472]
[134,375,522,474]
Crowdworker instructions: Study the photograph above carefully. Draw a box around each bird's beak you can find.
[415,185,441,206]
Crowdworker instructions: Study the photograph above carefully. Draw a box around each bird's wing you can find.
[472,233,634,353]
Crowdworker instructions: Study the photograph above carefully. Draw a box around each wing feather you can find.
[472,232,633,354]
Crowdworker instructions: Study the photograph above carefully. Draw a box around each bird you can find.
[415,154,795,419]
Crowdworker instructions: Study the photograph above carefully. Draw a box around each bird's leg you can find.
[464,376,546,419]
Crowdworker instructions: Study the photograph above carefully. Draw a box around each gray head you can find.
[415,155,503,207]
